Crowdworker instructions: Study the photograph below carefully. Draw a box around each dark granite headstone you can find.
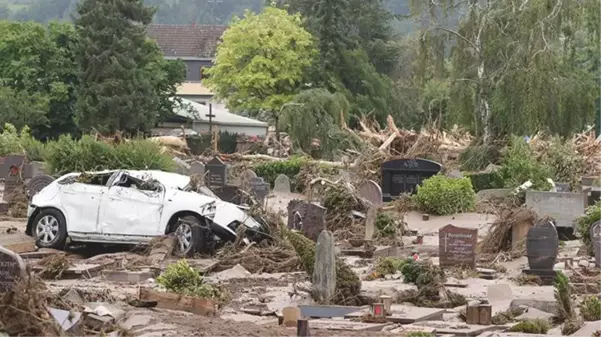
[211,185,241,205]
[205,156,227,188]
[0,245,26,293]
[590,220,601,268]
[286,200,327,241]
[381,158,442,201]
[249,177,270,204]
[526,220,559,270]
[438,225,478,269]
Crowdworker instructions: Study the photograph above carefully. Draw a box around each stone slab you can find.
[406,320,505,336]
[298,305,366,318]
[476,189,513,202]
[525,191,586,228]
[101,270,157,283]
[345,305,445,324]
[0,234,36,254]
[33,262,112,279]
[521,269,557,285]
[138,287,216,317]
[308,319,391,331]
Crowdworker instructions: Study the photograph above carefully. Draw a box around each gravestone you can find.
[364,205,377,240]
[189,161,206,177]
[381,158,442,201]
[590,220,601,268]
[555,183,571,192]
[0,245,27,293]
[523,220,559,284]
[274,174,291,193]
[312,230,336,304]
[205,156,226,188]
[357,180,383,206]
[447,170,464,178]
[26,175,55,201]
[243,169,257,181]
[211,185,240,205]
[525,191,586,229]
[240,169,258,190]
[287,200,327,241]
[438,225,478,269]
[249,177,270,204]
[172,157,190,175]
[0,155,26,203]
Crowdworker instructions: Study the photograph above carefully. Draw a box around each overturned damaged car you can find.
[26,170,269,256]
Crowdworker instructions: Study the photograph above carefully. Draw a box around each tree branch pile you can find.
[478,206,537,258]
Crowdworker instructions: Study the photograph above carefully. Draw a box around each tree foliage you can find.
[204,6,315,134]
[409,0,600,140]
[74,0,185,134]
[0,21,79,139]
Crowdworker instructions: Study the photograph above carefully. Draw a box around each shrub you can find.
[459,143,502,171]
[156,259,227,302]
[500,136,552,191]
[375,212,397,237]
[555,271,575,322]
[508,319,551,334]
[580,296,601,321]
[45,135,175,175]
[373,257,411,276]
[414,175,476,215]
[186,131,239,155]
[467,171,504,192]
[576,201,601,256]
[254,156,307,189]
[539,137,585,189]
[0,124,23,156]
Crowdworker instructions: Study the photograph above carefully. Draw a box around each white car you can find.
[26,170,267,256]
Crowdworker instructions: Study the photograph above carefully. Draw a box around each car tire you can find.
[32,208,67,249]
[172,215,216,257]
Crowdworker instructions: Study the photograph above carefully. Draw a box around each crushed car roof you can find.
[60,170,191,189]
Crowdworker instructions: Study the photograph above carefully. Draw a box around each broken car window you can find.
[114,174,162,192]
[58,172,114,186]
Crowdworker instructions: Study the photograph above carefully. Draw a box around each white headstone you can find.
[357,180,383,206]
[189,161,205,176]
[274,174,291,193]
[312,230,336,304]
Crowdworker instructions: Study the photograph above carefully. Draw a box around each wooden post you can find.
[297,319,309,337]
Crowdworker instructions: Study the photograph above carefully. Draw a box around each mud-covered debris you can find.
[38,253,73,280]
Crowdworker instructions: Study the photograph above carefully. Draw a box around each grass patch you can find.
[156,259,228,303]
[580,296,601,321]
[508,318,551,334]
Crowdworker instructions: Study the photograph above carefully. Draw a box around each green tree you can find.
[0,21,79,139]
[410,0,599,140]
[74,0,185,134]
[204,6,315,139]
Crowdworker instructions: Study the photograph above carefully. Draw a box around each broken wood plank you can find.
[139,287,217,317]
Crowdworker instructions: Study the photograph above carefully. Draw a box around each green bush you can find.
[414,175,476,215]
[508,319,551,334]
[576,201,601,256]
[459,143,502,171]
[500,136,552,191]
[0,124,47,160]
[45,134,175,175]
[467,171,504,192]
[375,212,397,237]
[539,137,585,189]
[254,156,307,189]
[156,259,226,301]
[580,296,601,321]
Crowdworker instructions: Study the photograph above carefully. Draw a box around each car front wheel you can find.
[32,208,67,249]
[172,215,216,257]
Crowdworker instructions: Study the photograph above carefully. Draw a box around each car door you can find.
[58,173,115,233]
[97,172,164,236]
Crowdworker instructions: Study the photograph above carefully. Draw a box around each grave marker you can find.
[0,245,27,293]
[381,158,442,201]
[274,174,291,193]
[205,156,226,188]
[438,225,478,269]
[312,230,336,304]
[526,220,559,269]
[590,220,600,268]
[555,183,571,192]
[249,177,270,204]
[172,157,190,175]
[0,155,25,203]
[211,185,240,205]
[525,191,586,229]
[357,180,383,206]
[189,161,206,177]
[287,201,327,241]
[364,206,377,240]
[26,175,55,201]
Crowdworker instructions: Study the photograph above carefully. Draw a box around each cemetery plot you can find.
[380,158,442,201]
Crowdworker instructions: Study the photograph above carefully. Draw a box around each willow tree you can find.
[411,0,600,140]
